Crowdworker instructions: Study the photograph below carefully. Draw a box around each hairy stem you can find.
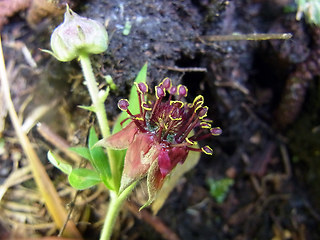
[79,53,120,191]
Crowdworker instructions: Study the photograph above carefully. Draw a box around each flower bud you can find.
[50,5,108,62]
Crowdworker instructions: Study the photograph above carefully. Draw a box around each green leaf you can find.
[47,151,72,175]
[88,127,112,179]
[78,105,96,112]
[207,177,234,204]
[100,174,114,191]
[68,168,101,190]
[69,147,92,161]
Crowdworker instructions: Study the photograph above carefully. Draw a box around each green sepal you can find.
[68,168,101,190]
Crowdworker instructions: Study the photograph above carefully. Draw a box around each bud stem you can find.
[79,53,120,191]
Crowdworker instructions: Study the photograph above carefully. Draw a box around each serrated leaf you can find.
[69,147,92,161]
[47,151,72,175]
[88,127,112,179]
[151,150,201,215]
[68,168,101,190]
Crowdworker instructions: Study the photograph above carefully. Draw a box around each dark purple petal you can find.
[158,149,171,177]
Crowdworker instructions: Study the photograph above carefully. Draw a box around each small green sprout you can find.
[207,177,234,203]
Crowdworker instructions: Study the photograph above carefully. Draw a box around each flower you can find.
[50,5,108,62]
[98,78,221,206]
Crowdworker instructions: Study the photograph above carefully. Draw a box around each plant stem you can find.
[100,182,137,240]
[79,53,120,190]
[79,53,110,138]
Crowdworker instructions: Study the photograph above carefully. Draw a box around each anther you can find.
[198,106,208,119]
[118,99,129,111]
[200,122,211,129]
[177,85,188,97]
[161,77,171,90]
[136,82,148,93]
[169,86,177,95]
[211,127,222,136]
[155,85,165,99]
[202,146,213,155]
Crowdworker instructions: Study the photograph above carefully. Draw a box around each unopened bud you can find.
[50,5,108,62]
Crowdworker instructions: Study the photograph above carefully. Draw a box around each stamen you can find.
[161,77,171,90]
[155,85,165,99]
[169,115,182,121]
[177,85,188,98]
[200,122,211,129]
[198,106,208,119]
[211,127,222,136]
[185,137,197,145]
[169,85,177,95]
[191,95,204,108]
[170,100,183,108]
[142,103,152,111]
[201,146,213,155]
[118,99,129,111]
[135,82,148,93]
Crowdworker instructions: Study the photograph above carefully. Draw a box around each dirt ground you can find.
[0,0,319,239]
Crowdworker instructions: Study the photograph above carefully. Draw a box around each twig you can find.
[0,35,82,239]
[215,81,249,95]
[158,65,207,73]
[200,33,292,42]
[36,122,81,164]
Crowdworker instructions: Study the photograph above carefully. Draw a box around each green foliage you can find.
[48,126,114,190]
[207,177,234,203]
[88,126,113,189]
[69,147,92,161]
[47,151,72,175]
[68,168,101,190]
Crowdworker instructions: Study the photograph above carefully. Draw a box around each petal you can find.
[120,133,160,191]
[95,122,138,150]
[168,146,189,166]
[158,149,171,177]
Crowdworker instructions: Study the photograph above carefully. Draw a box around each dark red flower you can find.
[98,78,221,205]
